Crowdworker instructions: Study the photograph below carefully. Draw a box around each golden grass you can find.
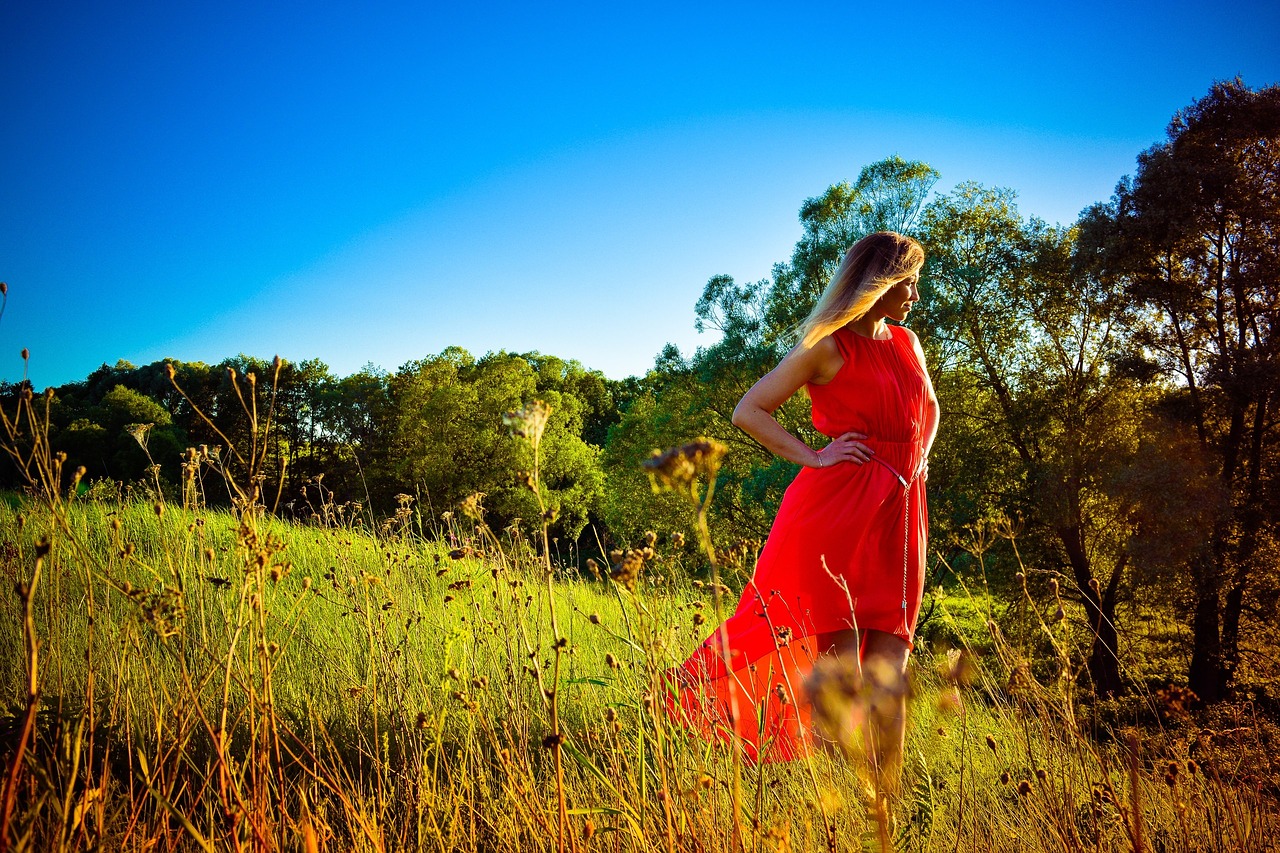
[0,367,1276,852]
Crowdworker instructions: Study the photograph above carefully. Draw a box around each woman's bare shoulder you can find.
[797,333,845,385]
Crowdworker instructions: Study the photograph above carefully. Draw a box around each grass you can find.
[2,496,1278,852]
[1,371,1277,852]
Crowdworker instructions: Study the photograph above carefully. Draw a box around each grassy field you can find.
[1,487,1277,853]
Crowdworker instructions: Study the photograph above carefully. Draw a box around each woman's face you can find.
[873,271,921,322]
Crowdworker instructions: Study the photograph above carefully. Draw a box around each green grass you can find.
[2,495,1277,852]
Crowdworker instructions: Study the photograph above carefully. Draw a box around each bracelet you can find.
[816,450,823,468]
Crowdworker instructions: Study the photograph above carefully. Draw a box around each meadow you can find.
[1,395,1276,853]
[2,81,1277,850]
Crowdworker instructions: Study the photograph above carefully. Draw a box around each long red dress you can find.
[670,323,930,761]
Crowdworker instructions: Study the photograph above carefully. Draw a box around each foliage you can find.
[1080,78,1280,701]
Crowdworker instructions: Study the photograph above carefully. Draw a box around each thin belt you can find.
[869,454,920,636]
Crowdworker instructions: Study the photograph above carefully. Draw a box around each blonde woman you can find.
[672,232,937,781]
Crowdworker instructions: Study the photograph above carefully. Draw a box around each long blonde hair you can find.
[797,231,924,348]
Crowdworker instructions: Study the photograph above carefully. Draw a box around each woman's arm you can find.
[731,337,874,468]
[907,328,940,474]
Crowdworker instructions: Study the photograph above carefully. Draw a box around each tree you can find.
[51,384,186,486]
[1084,79,1280,701]
[920,183,1148,697]
[387,348,605,541]
[764,157,940,337]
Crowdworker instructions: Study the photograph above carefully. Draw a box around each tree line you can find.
[3,79,1276,705]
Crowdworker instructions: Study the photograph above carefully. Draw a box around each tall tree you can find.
[1084,79,1280,701]
[921,183,1146,697]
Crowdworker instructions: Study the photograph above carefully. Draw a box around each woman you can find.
[671,231,938,781]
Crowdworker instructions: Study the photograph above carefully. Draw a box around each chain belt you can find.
[869,455,920,632]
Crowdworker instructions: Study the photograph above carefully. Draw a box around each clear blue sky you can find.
[3,1,1277,387]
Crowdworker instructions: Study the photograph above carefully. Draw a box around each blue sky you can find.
[3,1,1277,387]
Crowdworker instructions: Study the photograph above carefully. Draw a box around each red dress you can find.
[670,323,930,761]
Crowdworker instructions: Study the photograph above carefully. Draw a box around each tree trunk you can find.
[1090,556,1126,699]
[1188,551,1225,703]
[1057,524,1124,697]
[1221,391,1270,683]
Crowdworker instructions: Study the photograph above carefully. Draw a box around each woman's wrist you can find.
[812,448,825,468]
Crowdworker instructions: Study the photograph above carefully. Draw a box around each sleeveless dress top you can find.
[669,323,930,762]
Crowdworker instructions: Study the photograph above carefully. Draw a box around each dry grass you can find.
[0,366,1277,852]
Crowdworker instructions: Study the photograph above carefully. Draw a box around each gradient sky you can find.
[3,1,1278,388]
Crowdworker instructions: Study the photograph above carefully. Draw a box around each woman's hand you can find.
[813,432,873,468]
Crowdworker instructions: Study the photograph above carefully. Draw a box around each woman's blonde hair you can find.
[797,231,925,348]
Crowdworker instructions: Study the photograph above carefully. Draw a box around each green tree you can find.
[920,184,1149,697]
[387,348,605,541]
[52,384,186,486]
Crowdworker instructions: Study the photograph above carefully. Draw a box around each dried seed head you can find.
[459,493,486,521]
[804,656,864,755]
[985,734,997,753]
[1017,779,1032,797]
[588,612,601,625]
[642,438,728,494]
[503,400,552,444]
[605,653,618,669]
[1000,771,1010,785]
[942,648,977,685]
[1035,768,1047,781]
[609,549,643,591]
[1156,684,1197,718]
[643,530,657,546]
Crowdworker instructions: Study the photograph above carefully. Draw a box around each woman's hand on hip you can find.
[812,432,872,468]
